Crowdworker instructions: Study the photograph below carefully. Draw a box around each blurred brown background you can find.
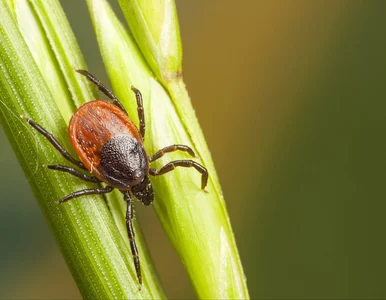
[1,0,386,299]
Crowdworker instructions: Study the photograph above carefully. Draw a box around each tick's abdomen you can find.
[68,100,149,188]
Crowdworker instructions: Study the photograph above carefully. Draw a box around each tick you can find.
[26,69,208,288]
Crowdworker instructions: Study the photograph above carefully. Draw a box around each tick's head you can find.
[132,176,154,205]
[100,134,149,189]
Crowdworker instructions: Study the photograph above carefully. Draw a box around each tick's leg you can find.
[76,69,128,115]
[58,186,114,204]
[26,118,86,170]
[149,160,208,190]
[123,191,142,288]
[150,144,196,162]
[46,164,101,183]
[131,86,145,140]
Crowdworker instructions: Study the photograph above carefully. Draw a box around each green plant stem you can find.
[0,1,165,298]
[166,79,249,298]
[90,0,249,298]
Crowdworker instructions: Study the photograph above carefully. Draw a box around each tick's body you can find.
[27,69,208,289]
[69,101,148,189]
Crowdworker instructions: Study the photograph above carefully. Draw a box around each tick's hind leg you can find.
[130,87,145,140]
[123,191,142,289]
[26,118,86,170]
[149,160,208,190]
[76,69,128,115]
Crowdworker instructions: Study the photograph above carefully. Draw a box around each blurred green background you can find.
[1,0,386,299]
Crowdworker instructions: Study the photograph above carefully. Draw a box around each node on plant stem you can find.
[26,69,208,289]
